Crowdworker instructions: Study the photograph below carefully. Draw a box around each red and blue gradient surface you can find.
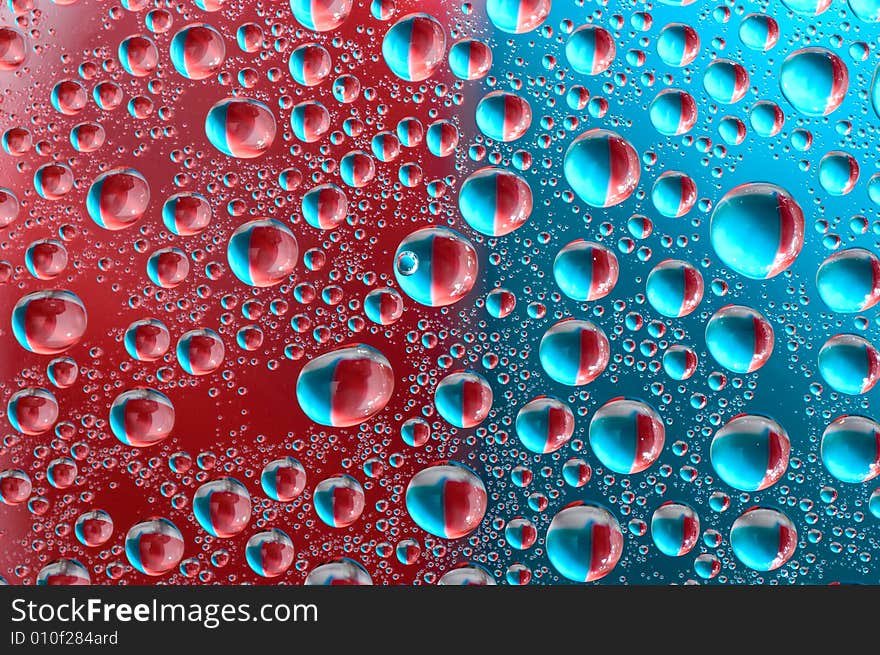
[1,0,880,588]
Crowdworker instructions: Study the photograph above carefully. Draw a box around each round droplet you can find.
[301,184,347,230]
[227,219,298,287]
[539,319,610,386]
[305,558,372,585]
[553,240,619,302]
[816,248,880,313]
[516,396,575,454]
[426,119,459,157]
[791,128,813,151]
[662,345,698,380]
[0,469,32,505]
[818,151,859,196]
[705,305,774,373]
[124,319,170,362]
[589,397,665,474]
[147,247,190,289]
[47,357,78,389]
[110,388,175,447]
[333,74,361,103]
[193,477,251,537]
[289,42,331,86]
[505,517,538,550]
[401,417,431,447]
[703,59,749,104]
[485,0,550,34]
[339,150,376,187]
[485,288,516,318]
[656,23,700,66]
[0,27,26,70]
[710,183,804,279]
[748,101,785,137]
[564,129,640,207]
[314,475,365,527]
[739,14,779,52]
[562,459,592,487]
[70,122,106,152]
[475,91,532,142]
[177,328,225,375]
[364,288,404,325]
[170,23,225,80]
[651,502,700,556]
[25,239,68,280]
[51,80,88,115]
[546,503,623,582]
[565,25,615,75]
[730,507,797,571]
[118,34,159,77]
[34,163,74,199]
[290,0,353,32]
[12,290,87,354]
[434,370,493,428]
[92,82,125,111]
[0,188,19,227]
[710,414,790,491]
[646,259,703,317]
[818,334,880,395]
[396,116,424,146]
[847,0,880,21]
[290,100,330,142]
[821,415,880,483]
[246,529,295,577]
[371,131,401,162]
[393,227,478,307]
[448,39,492,80]
[205,98,276,158]
[2,127,31,157]
[649,89,698,136]
[8,388,58,435]
[870,488,880,518]
[278,168,303,191]
[47,459,75,489]
[86,168,150,230]
[406,462,487,538]
[235,23,263,52]
[75,510,114,547]
[382,13,445,82]
[459,167,532,236]
[717,115,747,145]
[261,457,307,502]
[438,565,496,585]
[780,48,848,116]
[296,344,394,427]
[651,171,697,217]
[125,518,185,576]
[37,559,90,586]
[162,193,212,235]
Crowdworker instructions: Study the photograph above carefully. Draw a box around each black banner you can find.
[0,586,875,649]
